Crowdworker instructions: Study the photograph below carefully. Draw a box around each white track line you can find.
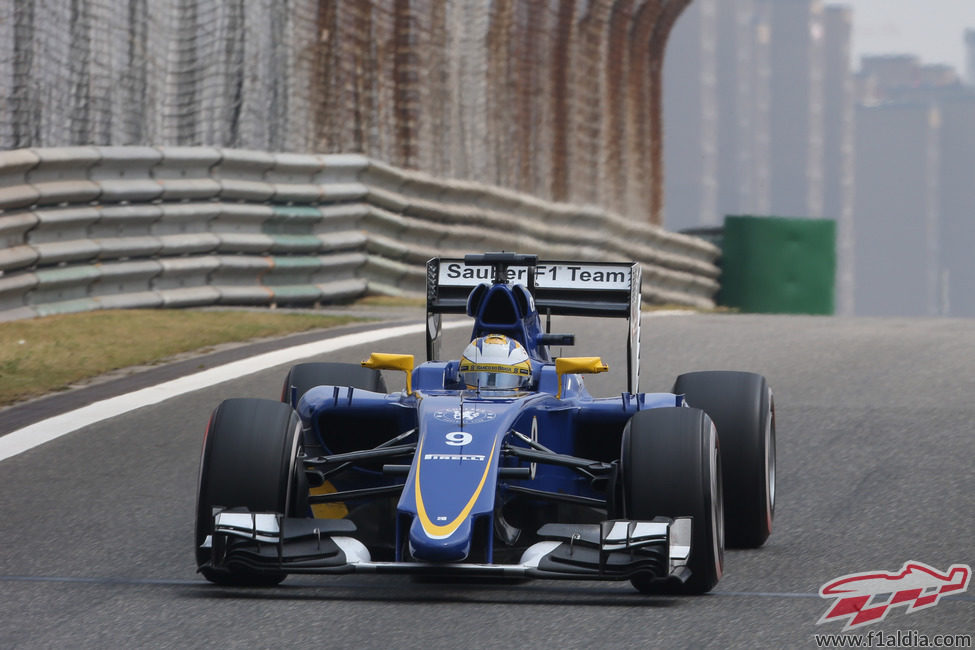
[0,320,469,463]
[0,310,693,463]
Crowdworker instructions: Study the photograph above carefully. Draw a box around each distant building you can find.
[857,55,963,104]
[663,0,718,231]
[920,64,959,88]
[765,0,825,219]
[822,4,855,315]
[965,29,975,86]
[936,91,975,316]
[751,2,773,216]
[853,103,940,317]
[855,51,975,316]
[859,55,923,94]
[663,0,975,317]
[663,0,775,230]
[714,0,770,219]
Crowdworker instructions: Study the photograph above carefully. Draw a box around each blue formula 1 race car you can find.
[195,253,775,594]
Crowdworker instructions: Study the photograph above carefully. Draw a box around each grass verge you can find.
[0,309,362,408]
[641,303,734,313]
[355,295,426,307]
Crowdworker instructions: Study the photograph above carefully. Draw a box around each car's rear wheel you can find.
[281,362,387,407]
[281,362,387,455]
[620,407,724,595]
[673,371,775,548]
[195,398,307,586]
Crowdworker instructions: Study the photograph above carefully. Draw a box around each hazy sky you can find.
[846,0,975,73]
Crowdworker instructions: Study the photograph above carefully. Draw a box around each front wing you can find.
[200,509,693,583]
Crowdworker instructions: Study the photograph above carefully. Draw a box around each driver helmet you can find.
[459,334,532,390]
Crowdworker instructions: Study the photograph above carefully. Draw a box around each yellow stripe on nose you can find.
[414,437,498,539]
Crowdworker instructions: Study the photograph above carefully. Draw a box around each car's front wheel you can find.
[620,407,724,595]
[195,398,307,586]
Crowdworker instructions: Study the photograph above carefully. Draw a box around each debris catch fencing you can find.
[0,0,690,223]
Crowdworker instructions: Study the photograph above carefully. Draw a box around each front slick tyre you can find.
[195,398,307,586]
[621,407,724,595]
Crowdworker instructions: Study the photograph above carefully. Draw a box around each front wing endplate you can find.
[201,509,692,583]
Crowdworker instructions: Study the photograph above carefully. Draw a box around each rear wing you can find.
[425,255,643,393]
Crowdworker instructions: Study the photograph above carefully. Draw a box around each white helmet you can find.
[459,334,532,390]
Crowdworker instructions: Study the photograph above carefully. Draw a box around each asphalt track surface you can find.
[1,311,973,648]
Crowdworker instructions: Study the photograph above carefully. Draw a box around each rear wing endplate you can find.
[425,256,642,393]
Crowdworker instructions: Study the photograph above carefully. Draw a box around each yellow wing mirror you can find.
[361,353,415,395]
[554,357,609,398]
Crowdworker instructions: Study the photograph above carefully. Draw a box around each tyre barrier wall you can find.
[0,147,720,321]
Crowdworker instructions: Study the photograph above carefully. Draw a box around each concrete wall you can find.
[0,147,721,321]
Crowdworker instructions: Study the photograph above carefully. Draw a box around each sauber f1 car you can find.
[196,253,776,594]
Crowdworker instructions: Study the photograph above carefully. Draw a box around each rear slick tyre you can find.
[621,407,724,595]
[195,398,305,586]
[673,371,775,549]
[281,362,387,407]
[281,362,388,455]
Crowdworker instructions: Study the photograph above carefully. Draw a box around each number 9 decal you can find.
[445,431,473,446]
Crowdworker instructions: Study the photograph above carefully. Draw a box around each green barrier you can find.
[720,215,836,314]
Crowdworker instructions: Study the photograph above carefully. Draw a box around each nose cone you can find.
[408,516,472,562]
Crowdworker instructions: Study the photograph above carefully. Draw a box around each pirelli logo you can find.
[424,453,486,462]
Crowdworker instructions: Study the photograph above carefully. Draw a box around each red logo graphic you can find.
[818,561,971,630]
